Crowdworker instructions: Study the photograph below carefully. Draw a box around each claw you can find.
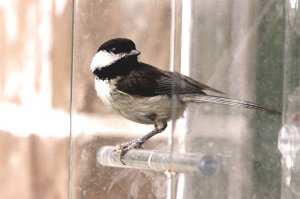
[112,122,167,165]
[113,138,144,165]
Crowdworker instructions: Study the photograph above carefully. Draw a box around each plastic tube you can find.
[97,146,219,175]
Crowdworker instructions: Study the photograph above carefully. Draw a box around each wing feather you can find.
[116,63,222,96]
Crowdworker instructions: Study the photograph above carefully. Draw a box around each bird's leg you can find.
[114,121,167,164]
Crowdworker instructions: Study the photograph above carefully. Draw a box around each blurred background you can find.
[1,0,299,199]
[0,0,71,198]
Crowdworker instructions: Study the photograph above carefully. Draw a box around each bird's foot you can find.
[114,138,144,165]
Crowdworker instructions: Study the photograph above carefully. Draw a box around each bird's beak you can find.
[127,50,141,56]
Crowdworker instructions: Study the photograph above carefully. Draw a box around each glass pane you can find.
[71,1,171,198]
[177,1,283,198]
[70,0,299,199]
[278,0,300,198]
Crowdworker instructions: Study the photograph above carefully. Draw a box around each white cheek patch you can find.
[90,50,124,71]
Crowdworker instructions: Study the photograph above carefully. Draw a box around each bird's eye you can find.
[111,48,117,53]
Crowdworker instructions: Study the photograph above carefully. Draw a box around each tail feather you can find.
[182,95,281,115]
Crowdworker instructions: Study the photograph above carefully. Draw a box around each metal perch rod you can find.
[97,146,219,175]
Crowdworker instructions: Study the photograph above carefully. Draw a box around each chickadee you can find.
[90,38,280,160]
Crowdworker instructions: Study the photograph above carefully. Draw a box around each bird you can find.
[90,37,280,162]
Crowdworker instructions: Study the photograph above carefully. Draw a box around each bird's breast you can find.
[95,78,113,106]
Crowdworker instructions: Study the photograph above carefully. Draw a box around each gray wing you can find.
[116,62,223,97]
[157,71,223,95]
